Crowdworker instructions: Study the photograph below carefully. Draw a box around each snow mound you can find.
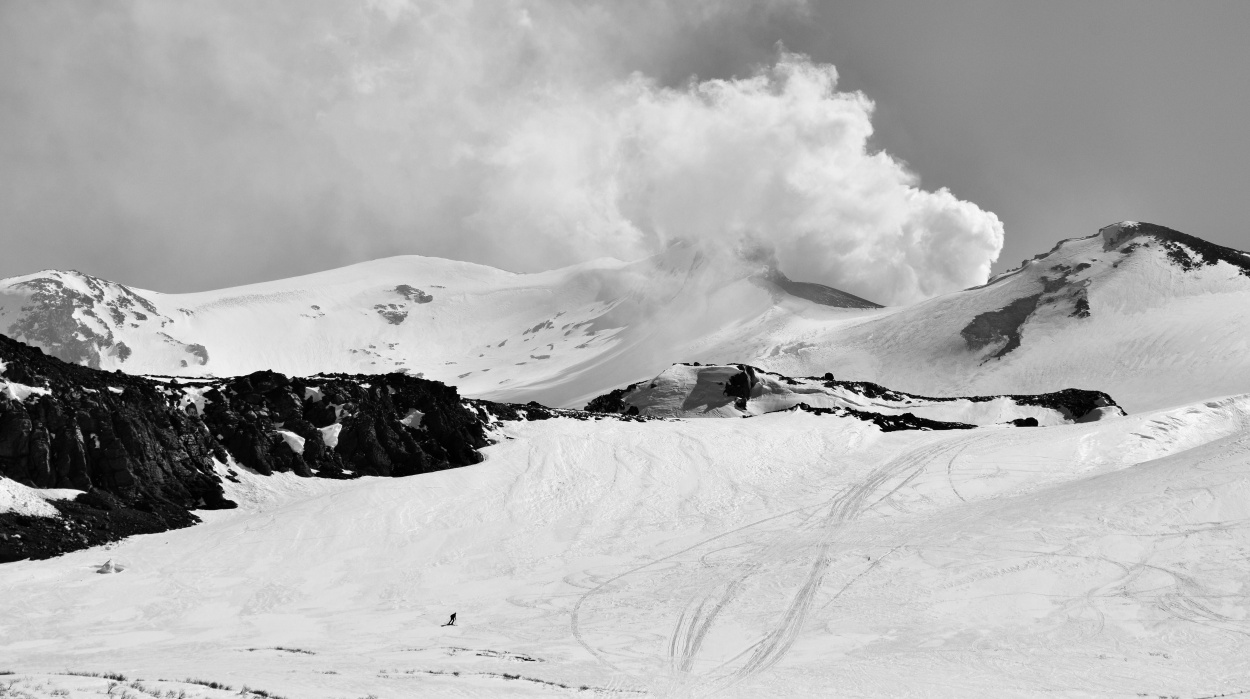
[0,244,878,410]
[590,363,1123,427]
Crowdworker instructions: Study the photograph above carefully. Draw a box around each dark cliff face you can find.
[0,333,492,563]
[195,369,486,480]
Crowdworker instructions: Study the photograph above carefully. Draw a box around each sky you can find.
[1,0,1248,302]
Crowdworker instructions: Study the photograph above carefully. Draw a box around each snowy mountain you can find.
[0,244,875,410]
[754,221,1250,412]
[2,222,1247,415]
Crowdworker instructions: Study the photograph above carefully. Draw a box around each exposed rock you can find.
[3,271,174,368]
[585,363,1122,427]
[958,222,1250,364]
[393,285,434,303]
[185,343,209,365]
[584,383,640,415]
[373,304,409,325]
[784,403,976,432]
[723,365,758,410]
[0,330,655,563]
[960,294,1042,359]
[764,269,883,309]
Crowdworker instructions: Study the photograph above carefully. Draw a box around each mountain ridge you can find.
[3,222,1248,412]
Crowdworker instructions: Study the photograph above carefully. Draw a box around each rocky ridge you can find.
[586,363,1122,427]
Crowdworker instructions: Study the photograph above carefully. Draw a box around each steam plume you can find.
[0,0,1002,303]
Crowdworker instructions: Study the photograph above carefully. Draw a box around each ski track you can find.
[570,431,992,697]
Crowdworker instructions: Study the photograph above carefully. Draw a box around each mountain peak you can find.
[1098,220,1250,276]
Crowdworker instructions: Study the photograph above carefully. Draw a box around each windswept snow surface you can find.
[3,398,1250,697]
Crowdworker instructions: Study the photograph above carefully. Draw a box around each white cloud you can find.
[463,52,1003,304]
[0,0,1002,303]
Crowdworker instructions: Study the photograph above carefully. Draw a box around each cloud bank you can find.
[0,0,1002,304]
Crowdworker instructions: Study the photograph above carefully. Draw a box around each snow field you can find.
[2,395,1249,697]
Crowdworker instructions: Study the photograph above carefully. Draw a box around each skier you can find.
[443,612,457,627]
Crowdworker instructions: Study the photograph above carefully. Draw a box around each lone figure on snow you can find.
[443,612,457,627]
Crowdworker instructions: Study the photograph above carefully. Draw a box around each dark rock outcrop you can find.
[585,363,1121,427]
[765,270,883,309]
[723,365,758,410]
[584,382,641,415]
[2,270,195,369]
[0,333,497,562]
[960,294,1043,359]
[785,403,976,432]
[393,285,434,303]
[959,222,1250,362]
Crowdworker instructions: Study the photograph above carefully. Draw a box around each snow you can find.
[0,477,81,517]
[275,430,305,455]
[178,385,212,414]
[400,409,425,428]
[2,395,1249,697]
[0,379,50,402]
[319,423,342,449]
[621,363,1112,425]
[0,357,50,402]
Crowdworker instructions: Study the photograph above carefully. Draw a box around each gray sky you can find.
[2,1,1248,297]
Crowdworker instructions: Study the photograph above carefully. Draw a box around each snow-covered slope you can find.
[0,245,874,410]
[0,477,80,517]
[2,395,1248,697]
[740,222,1250,412]
[3,222,1248,412]
[594,363,1123,426]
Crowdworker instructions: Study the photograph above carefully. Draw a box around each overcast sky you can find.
[2,1,1248,299]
